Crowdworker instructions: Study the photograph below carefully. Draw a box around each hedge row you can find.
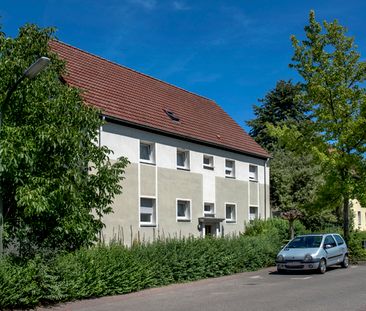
[0,233,282,309]
[2,218,364,309]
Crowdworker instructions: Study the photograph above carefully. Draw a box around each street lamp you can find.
[3,57,51,109]
[0,56,50,257]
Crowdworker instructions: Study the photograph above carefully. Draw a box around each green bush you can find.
[243,218,307,242]
[1,219,364,309]
[0,233,283,309]
[348,231,366,261]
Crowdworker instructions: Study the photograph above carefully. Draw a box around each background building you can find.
[352,200,366,231]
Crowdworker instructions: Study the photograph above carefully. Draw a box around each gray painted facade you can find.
[101,122,270,246]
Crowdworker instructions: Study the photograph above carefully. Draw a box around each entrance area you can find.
[198,217,224,237]
[205,224,212,236]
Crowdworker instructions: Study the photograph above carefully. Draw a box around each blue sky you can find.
[1,0,366,132]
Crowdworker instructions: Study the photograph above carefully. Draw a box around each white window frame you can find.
[249,165,258,182]
[203,202,215,217]
[225,159,235,178]
[225,203,237,223]
[177,149,190,170]
[203,154,214,170]
[249,206,258,222]
[358,211,362,226]
[140,141,155,164]
[176,199,192,222]
[139,196,156,226]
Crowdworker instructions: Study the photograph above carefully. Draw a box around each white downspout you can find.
[264,158,269,219]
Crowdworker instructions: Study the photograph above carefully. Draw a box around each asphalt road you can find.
[40,265,366,311]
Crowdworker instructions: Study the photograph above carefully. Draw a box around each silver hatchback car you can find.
[276,233,349,274]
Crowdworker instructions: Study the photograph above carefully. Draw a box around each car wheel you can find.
[341,254,349,268]
[318,258,326,274]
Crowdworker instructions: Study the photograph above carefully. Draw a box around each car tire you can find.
[341,254,349,268]
[318,258,326,274]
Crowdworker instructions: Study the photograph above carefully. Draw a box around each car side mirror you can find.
[324,244,332,249]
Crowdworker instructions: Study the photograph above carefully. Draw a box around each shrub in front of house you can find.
[0,233,282,309]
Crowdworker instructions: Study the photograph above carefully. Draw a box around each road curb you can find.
[352,260,366,265]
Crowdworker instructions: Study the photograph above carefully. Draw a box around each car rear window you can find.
[287,236,322,248]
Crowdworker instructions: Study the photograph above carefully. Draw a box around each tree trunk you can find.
[289,219,295,240]
[343,193,350,244]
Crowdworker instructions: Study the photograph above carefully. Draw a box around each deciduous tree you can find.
[247,81,322,238]
[0,24,128,256]
[247,80,306,151]
[289,11,366,242]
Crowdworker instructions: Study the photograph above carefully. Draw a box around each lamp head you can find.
[23,57,50,79]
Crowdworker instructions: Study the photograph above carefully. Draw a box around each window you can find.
[164,109,180,122]
[140,198,156,226]
[225,159,235,178]
[225,204,236,222]
[204,202,215,217]
[249,206,258,221]
[140,141,155,163]
[203,155,214,170]
[249,165,258,181]
[358,211,362,226]
[324,235,337,248]
[177,149,190,169]
[177,200,191,221]
[334,234,344,246]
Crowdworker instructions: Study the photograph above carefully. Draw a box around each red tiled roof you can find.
[49,40,269,158]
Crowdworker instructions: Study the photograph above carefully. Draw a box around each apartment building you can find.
[51,41,270,245]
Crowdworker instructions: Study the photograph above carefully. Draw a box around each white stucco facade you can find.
[352,199,366,231]
[100,121,270,245]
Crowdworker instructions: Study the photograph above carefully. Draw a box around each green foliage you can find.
[348,231,366,261]
[1,221,363,309]
[270,148,322,213]
[0,234,282,309]
[289,10,366,241]
[247,80,307,151]
[0,24,128,255]
[247,79,325,233]
[244,218,307,242]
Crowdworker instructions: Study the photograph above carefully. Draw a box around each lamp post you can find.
[0,56,50,257]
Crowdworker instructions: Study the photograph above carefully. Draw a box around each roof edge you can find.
[104,115,270,160]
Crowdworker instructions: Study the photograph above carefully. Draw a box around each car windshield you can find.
[287,236,322,249]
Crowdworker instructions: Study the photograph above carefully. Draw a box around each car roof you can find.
[295,233,341,237]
